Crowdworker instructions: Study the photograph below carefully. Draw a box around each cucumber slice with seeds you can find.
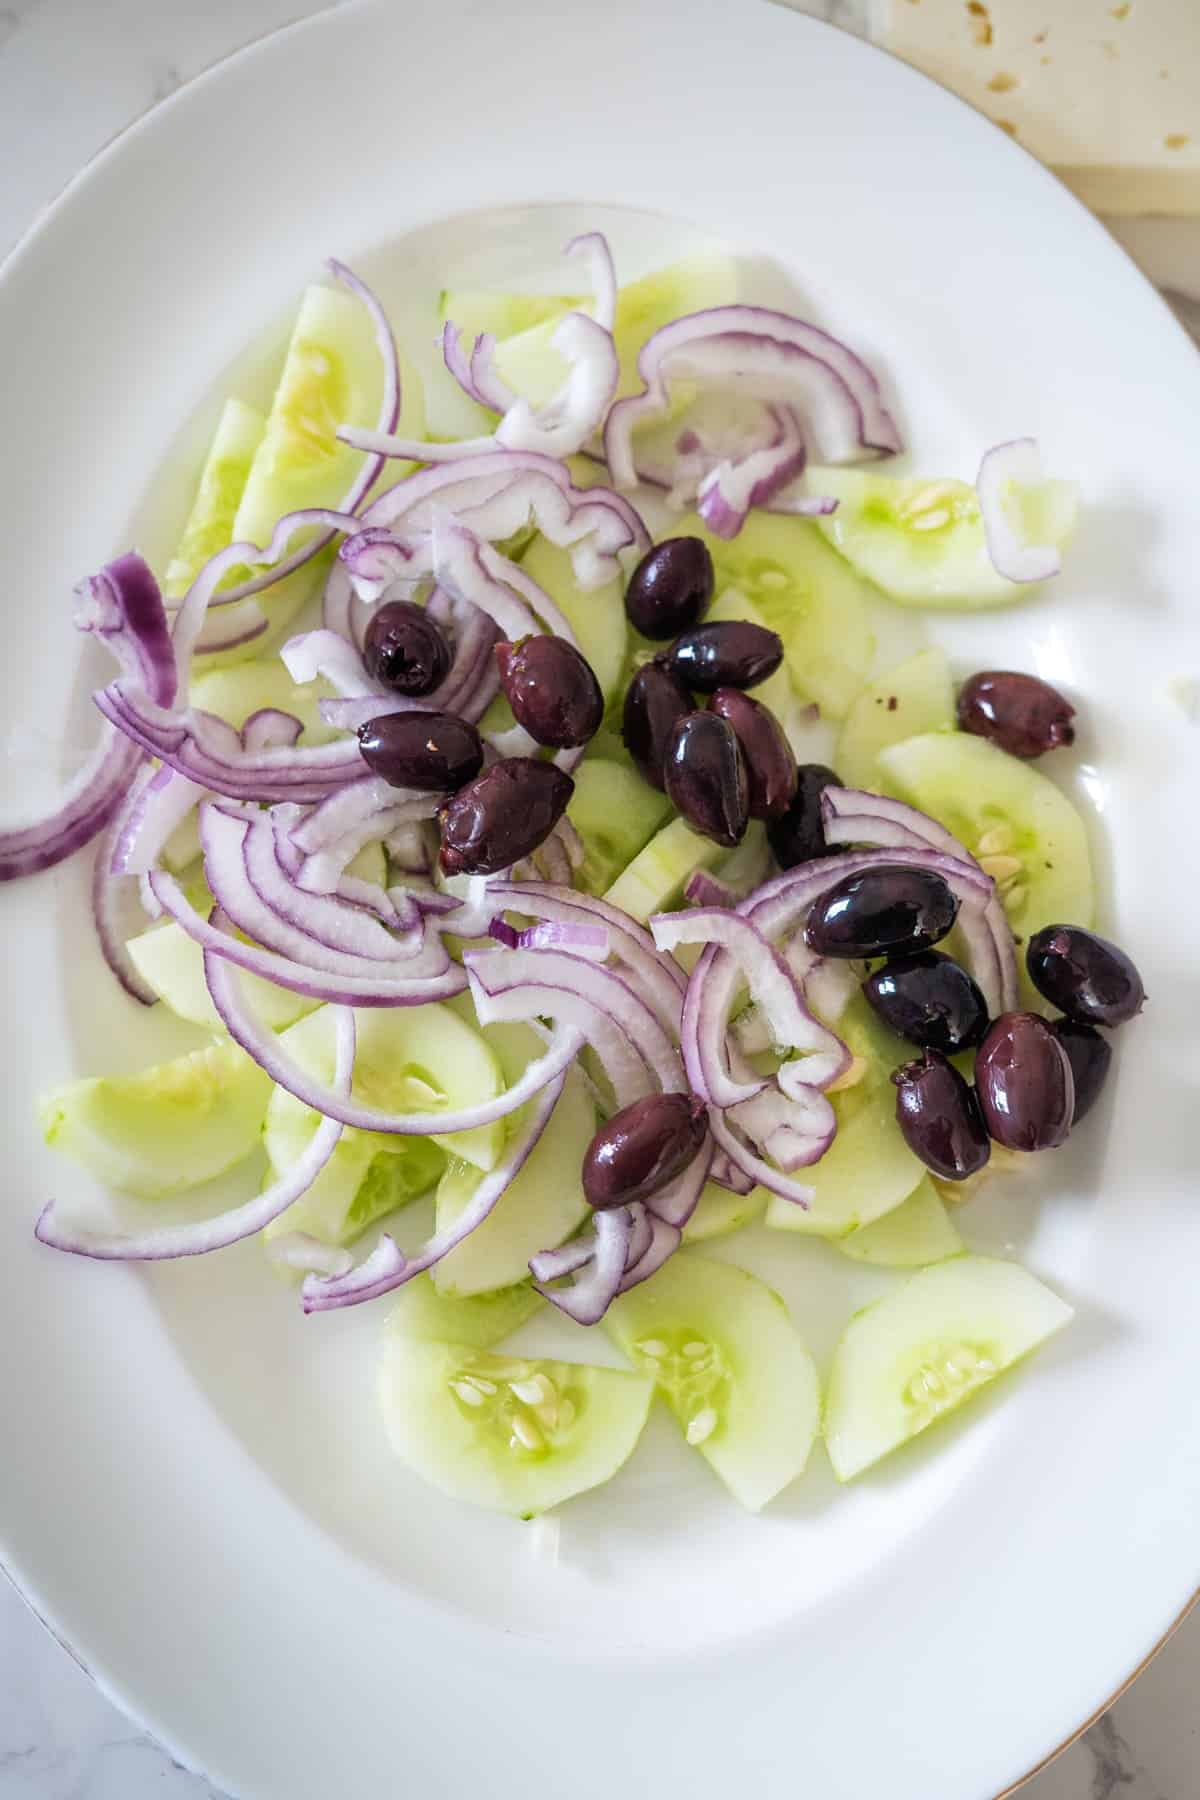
[379,1336,653,1516]
[127,920,316,1034]
[607,1251,820,1511]
[836,1177,963,1268]
[566,759,672,896]
[164,398,266,597]
[878,731,1094,951]
[432,1022,594,1297]
[824,1255,1073,1481]
[811,465,1078,610]
[835,647,955,791]
[40,1041,271,1201]
[765,998,924,1238]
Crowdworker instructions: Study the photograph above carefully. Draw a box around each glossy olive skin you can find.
[621,662,693,791]
[623,537,714,640]
[957,670,1076,758]
[974,1011,1074,1152]
[863,950,989,1055]
[495,635,603,749]
[357,711,484,791]
[805,866,959,960]
[892,1050,991,1182]
[663,712,749,849]
[438,758,574,876]
[766,763,841,869]
[582,1093,709,1210]
[658,620,783,694]
[708,688,797,822]
[1025,924,1145,1028]
[361,600,452,696]
[1050,1018,1113,1124]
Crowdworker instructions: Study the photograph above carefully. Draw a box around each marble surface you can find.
[0,2,1197,1796]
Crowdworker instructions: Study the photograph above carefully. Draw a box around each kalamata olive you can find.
[974,1011,1074,1152]
[892,1050,991,1181]
[863,950,989,1054]
[957,670,1076,758]
[663,712,749,849]
[805,866,959,960]
[708,688,797,821]
[495,635,603,749]
[766,763,842,868]
[438,757,574,876]
[358,711,484,791]
[361,600,452,696]
[582,1092,709,1210]
[1050,1018,1113,1124]
[658,620,784,693]
[624,537,714,640]
[1025,924,1145,1028]
[621,662,694,791]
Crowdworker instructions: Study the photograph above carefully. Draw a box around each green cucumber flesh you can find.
[836,1177,963,1268]
[878,731,1094,954]
[164,397,266,598]
[188,659,342,745]
[566,759,672,897]
[234,283,426,547]
[810,465,1079,610]
[386,1274,544,1348]
[603,816,723,923]
[40,1041,271,1201]
[378,1336,653,1516]
[606,1251,819,1511]
[437,287,582,342]
[432,1022,595,1297]
[518,533,628,701]
[765,997,924,1237]
[681,1181,767,1243]
[674,509,876,719]
[824,1254,1073,1480]
[835,647,955,791]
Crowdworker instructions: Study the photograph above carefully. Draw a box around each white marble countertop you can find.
[1,2,1197,1796]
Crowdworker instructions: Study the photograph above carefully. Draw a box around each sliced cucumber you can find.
[39,1041,271,1200]
[878,731,1094,947]
[681,1181,767,1243]
[566,759,672,896]
[234,283,425,547]
[765,998,924,1238]
[266,1003,506,1199]
[492,252,739,409]
[675,510,876,719]
[824,1254,1073,1480]
[835,647,955,791]
[378,1335,653,1516]
[607,1251,819,1511]
[262,1130,445,1258]
[518,533,628,701]
[703,587,794,720]
[432,1022,595,1297]
[386,1273,543,1348]
[188,659,341,745]
[604,816,723,923]
[437,287,582,341]
[164,398,266,597]
[810,465,1078,610]
[836,1177,963,1268]
[127,920,315,1033]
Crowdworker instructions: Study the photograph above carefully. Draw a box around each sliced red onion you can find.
[706,1106,814,1208]
[266,1233,354,1278]
[90,806,159,1007]
[95,683,364,803]
[464,946,684,1106]
[801,956,860,1026]
[728,1085,836,1172]
[242,709,303,752]
[204,929,573,1130]
[281,627,384,698]
[820,788,1019,1011]
[485,881,685,1033]
[695,406,809,539]
[685,869,741,909]
[493,313,618,459]
[431,517,580,646]
[486,719,542,760]
[384,820,435,876]
[528,1236,596,1283]
[976,438,1067,584]
[623,1202,654,1272]
[709,1149,756,1196]
[605,305,902,508]
[487,917,610,959]
[36,1008,355,1261]
[440,320,515,414]
[300,1068,568,1312]
[617,1213,682,1295]
[153,871,467,1007]
[652,907,850,1107]
[532,1205,632,1324]
[645,1139,713,1229]
[1,554,176,882]
[565,231,617,332]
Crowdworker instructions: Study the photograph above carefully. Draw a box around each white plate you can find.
[2,2,1199,1795]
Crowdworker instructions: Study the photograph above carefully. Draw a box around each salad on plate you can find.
[3,229,1145,1516]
